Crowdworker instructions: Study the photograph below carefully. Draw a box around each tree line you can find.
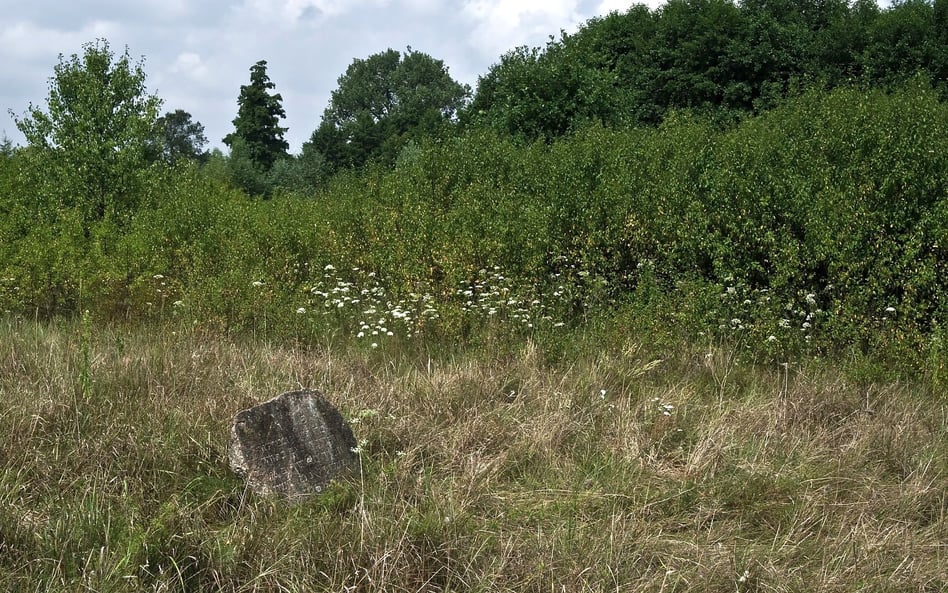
[228,0,948,193]
[471,0,948,139]
[6,0,947,203]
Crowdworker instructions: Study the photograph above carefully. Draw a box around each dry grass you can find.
[0,316,945,592]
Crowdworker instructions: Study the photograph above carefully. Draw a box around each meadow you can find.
[1,314,945,592]
[1,83,947,591]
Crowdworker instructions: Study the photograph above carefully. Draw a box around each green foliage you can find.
[469,0,948,141]
[862,0,938,85]
[223,136,270,196]
[4,44,948,369]
[11,39,162,232]
[468,43,628,140]
[0,132,13,157]
[223,60,289,172]
[309,48,469,171]
[153,109,208,164]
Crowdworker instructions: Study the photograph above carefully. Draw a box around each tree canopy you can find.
[223,60,289,171]
[154,109,208,164]
[469,0,948,141]
[12,39,162,228]
[307,48,470,172]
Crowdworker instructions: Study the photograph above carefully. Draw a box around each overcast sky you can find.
[1,0,670,153]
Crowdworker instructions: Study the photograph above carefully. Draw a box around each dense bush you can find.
[2,82,947,365]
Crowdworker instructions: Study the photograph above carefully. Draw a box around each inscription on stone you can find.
[228,389,360,497]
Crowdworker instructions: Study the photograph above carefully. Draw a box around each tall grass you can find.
[0,316,945,592]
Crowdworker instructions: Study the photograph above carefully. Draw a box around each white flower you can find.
[350,438,368,454]
[296,307,306,314]
[767,335,777,342]
[885,306,896,313]
[153,274,164,280]
[357,331,365,338]
[252,281,264,288]
[172,300,184,307]
[806,293,817,305]
[371,342,378,349]
[324,264,335,271]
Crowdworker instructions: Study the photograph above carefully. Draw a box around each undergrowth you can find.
[0,316,944,592]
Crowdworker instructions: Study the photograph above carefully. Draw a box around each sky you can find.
[0,0,667,153]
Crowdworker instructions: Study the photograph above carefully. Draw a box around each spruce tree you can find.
[223,60,289,170]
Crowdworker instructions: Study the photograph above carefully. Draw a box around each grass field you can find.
[1,315,945,592]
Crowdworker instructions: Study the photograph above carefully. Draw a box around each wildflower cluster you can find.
[288,260,614,346]
[142,273,184,316]
[547,254,612,314]
[454,265,569,331]
[779,288,826,345]
[713,276,828,353]
[301,265,440,345]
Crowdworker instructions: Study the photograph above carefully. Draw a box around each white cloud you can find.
[401,0,440,11]
[237,0,391,25]
[169,52,212,84]
[462,0,585,56]
[0,20,119,60]
[135,0,194,22]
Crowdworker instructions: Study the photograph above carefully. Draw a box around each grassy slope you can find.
[0,316,945,592]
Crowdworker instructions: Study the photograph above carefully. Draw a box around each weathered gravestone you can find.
[228,389,360,497]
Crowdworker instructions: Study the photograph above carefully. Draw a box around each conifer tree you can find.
[223,60,289,170]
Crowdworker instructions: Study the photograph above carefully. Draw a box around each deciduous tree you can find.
[12,39,162,228]
[155,109,208,163]
[309,48,469,171]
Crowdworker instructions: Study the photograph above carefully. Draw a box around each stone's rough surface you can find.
[228,389,359,497]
